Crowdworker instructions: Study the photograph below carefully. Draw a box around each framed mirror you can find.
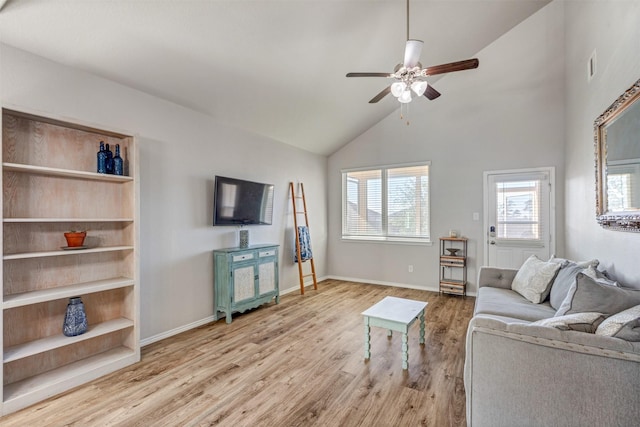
[595,78,640,232]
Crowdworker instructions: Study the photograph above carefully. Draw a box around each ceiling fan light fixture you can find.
[399,90,412,103]
[411,80,428,97]
[391,82,407,97]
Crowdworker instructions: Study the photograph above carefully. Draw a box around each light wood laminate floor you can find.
[2,280,475,426]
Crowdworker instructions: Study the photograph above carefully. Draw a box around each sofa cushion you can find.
[467,315,640,355]
[511,255,561,304]
[478,266,518,290]
[549,262,585,310]
[556,273,640,317]
[596,304,640,341]
[532,312,606,333]
[475,287,556,322]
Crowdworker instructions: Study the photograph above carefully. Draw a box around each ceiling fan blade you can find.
[369,86,391,103]
[403,39,423,68]
[423,58,479,76]
[424,85,441,100]
[346,72,390,78]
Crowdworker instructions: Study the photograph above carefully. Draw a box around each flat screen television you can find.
[213,176,274,225]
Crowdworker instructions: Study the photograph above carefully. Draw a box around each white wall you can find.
[0,44,328,342]
[564,0,640,288]
[327,2,566,295]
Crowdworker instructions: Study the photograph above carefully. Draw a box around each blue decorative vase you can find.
[63,297,88,337]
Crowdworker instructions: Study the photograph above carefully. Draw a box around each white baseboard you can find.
[279,275,330,295]
[141,316,216,347]
[325,275,477,297]
[141,275,332,347]
[140,275,474,347]
[326,275,440,293]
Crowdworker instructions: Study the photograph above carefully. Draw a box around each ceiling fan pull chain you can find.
[399,103,411,126]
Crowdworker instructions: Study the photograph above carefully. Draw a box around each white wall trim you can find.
[325,275,477,297]
[279,275,330,295]
[141,275,332,347]
[141,316,217,347]
[141,274,473,347]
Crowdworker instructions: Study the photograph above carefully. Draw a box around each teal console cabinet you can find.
[213,244,280,323]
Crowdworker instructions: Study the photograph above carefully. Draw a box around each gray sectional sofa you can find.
[464,262,640,427]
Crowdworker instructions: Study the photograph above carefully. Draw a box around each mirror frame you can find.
[594,77,640,232]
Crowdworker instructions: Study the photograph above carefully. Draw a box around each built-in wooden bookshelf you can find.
[1,108,140,415]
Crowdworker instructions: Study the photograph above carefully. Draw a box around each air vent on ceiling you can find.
[588,50,597,82]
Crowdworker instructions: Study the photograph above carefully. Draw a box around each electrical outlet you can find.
[473,212,480,221]
[408,265,414,273]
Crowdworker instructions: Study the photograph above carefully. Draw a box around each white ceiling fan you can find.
[346,0,479,104]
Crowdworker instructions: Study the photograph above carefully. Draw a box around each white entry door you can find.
[483,168,555,269]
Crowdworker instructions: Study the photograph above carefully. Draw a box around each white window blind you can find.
[607,160,640,211]
[494,176,544,241]
[342,163,430,243]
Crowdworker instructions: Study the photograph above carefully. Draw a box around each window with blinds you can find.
[342,163,430,242]
[495,179,541,240]
[607,161,639,211]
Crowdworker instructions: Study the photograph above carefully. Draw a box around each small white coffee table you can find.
[362,296,428,370]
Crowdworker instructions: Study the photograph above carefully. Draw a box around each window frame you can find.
[341,161,431,245]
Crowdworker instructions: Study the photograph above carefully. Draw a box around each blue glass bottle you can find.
[63,296,88,337]
[105,143,114,174]
[113,144,124,176]
[97,141,107,174]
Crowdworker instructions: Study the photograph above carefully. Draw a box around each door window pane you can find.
[495,180,540,240]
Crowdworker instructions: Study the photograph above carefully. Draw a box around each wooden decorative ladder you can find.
[290,182,318,295]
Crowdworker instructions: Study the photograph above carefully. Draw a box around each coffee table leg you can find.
[402,332,408,370]
[364,316,371,360]
[419,310,425,345]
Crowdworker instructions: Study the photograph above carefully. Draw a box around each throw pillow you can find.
[512,255,561,304]
[532,312,606,333]
[556,273,640,317]
[596,304,640,341]
[549,262,585,310]
[583,265,618,287]
[548,255,599,269]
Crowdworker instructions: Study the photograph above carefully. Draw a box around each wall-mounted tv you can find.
[213,176,274,226]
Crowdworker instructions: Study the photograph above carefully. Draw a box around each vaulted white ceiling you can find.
[0,0,550,155]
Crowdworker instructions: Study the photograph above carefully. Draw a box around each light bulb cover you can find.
[411,81,428,96]
[390,82,406,98]
[399,90,412,103]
